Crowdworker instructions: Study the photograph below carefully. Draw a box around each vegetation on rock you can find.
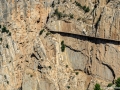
[75,72,79,75]
[74,1,90,13]
[74,1,82,8]
[61,41,65,52]
[54,9,74,20]
[51,1,55,7]
[6,44,9,49]
[54,9,63,19]
[8,32,11,36]
[94,83,101,90]
[2,26,9,33]
[66,65,68,68]
[115,77,120,87]
[0,38,2,42]
[82,6,90,13]
[46,32,51,37]
[48,66,52,69]
[67,86,70,89]
[69,14,74,19]
[39,29,44,35]
[107,83,113,87]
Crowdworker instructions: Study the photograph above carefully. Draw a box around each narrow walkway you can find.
[49,30,120,45]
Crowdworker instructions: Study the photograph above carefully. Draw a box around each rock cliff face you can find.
[0,0,120,90]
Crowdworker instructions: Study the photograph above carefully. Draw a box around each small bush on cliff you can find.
[54,9,63,19]
[74,1,90,13]
[48,66,52,69]
[61,40,64,45]
[6,44,9,49]
[107,83,113,87]
[51,1,55,7]
[82,6,90,13]
[2,26,9,33]
[8,32,11,36]
[58,0,60,4]
[39,29,44,35]
[7,81,9,84]
[74,1,82,8]
[94,83,101,90]
[85,7,90,12]
[69,14,74,19]
[115,77,120,87]
[30,74,33,77]
[46,32,51,37]
[61,41,65,52]
[0,38,2,42]
[67,86,70,89]
[66,65,68,68]
[75,72,79,75]
[54,9,68,19]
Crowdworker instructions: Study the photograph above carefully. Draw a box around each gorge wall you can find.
[0,0,120,90]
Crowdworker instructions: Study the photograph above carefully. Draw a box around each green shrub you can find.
[94,83,101,90]
[6,44,9,49]
[107,83,113,87]
[54,9,69,19]
[74,1,82,8]
[66,65,68,68]
[58,0,60,4]
[0,38,2,42]
[61,41,65,52]
[39,29,44,35]
[46,32,51,37]
[30,75,33,77]
[48,66,52,69]
[69,14,74,19]
[85,7,90,12]
[61,44,65,52]
[4,75,7,79]
[62,14,68,18]
[58,12,63,19]
[54,9,63,19]
[75,72,79,75]
[82,6,90,13]
[54,9,74,20]
[82,6,86,11]
[74,1,90,13]
[67,86,70,89]
[2,26,9,33]
[51,2,55,7]
[7,81,9,84]
[61,40,64,45]
[8,32,11,36]
[115,77,120,87]
[1,26,11,35]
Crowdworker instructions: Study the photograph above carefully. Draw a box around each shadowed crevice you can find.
[102,63,115,82]
[31,53,39,60]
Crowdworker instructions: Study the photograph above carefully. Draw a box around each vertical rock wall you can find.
[0,0,119,90]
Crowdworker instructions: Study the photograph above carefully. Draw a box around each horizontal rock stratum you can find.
[0,0,120,90]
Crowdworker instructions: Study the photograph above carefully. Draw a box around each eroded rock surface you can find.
[0,0,119,90]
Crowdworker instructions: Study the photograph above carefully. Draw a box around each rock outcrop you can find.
[0,0,119,90]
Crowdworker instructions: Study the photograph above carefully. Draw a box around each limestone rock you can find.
[0,0,119,90]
